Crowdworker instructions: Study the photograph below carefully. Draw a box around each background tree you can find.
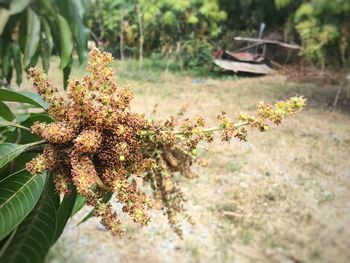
[86,0,226,57]
[86,0,350,68]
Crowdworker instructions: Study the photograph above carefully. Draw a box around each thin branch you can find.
[93,174,110,191]
[140,121,250,136]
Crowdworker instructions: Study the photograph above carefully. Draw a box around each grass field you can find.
[26,58,350,263]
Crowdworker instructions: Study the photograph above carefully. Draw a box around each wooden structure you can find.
[214,59,274,75]
[214,36,301,75]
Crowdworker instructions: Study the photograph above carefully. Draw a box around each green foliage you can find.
[54,188,76,242]
[292,1,350,67]
[0,0,89,86]
[86,0,226,57]
[0,87,79,263]
[1,176,57,263]
[0,170,47,240]
[0,142,41,169]
[0,88,48,109]
[172,39,214,70]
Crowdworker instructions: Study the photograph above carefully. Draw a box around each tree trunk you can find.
[137,4,143,69]
[120,9,124,60]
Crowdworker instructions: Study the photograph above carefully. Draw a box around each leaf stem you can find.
[27,140,46,147]
[3,122,31,132]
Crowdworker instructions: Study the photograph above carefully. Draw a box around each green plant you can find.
[86,0,226,57]
[0,0,89,86]
[275,0,350,67]
[0,48,305,262]
[178,39,213,69]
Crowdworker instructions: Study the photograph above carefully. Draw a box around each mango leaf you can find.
[42,18,53,53]
[68,0,88,64]
[0,117,30,131]
[40,18,53,73]
[0,8,10,34]
[1,43,11,79]
[15,113,31,123]
[71,194,85,216]
[0,0,11,8]
[23,8,40,68]
[0,175,57,263]
[0,152,37,177]
[78,192,113,225]
[0,89,48,109]
[0,170,47,240]
[54,187,76,242]
[56,14,73,69]
[0,0,27,34]
[18,11,27,53]
[5,65,12,84]
[62,56,72,89]
[21,113,53,126]
[10,43,22,86]
[7,0,30,15]
[0,141,44,170]
[0,101,15,121]
[0,228,17,258]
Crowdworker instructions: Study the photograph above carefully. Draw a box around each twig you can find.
[93,174,110,191]
[141,121,249,136]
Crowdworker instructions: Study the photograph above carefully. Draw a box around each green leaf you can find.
[0,101,15,121]
[23,8,40,68]
[0,170,47,240]
[40,37,50,74]
[54,187,76,242]
[0,8,10,36]
[71,194,85,216]
[40,18,53,73]
[0,0,28,34]
[1,43,11,79]
[0,175,57,263]
[56,14,73,69]
[78,192,113,225]
[0,0,11,8]
[15,113,31,123]
[0,117,31,131]
[0,89,48,109]
[10,43,23,86]
[7,0,30,15]
[62,56,72,89]
[0,141,44,170]
[68,0,88,64]
[20,113,53,126]
[42,18,53,53]
[0,228,17,258]
[5,65,13,84]
[18,11,27,53]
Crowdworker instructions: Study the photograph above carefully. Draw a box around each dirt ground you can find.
[45,64,350,263]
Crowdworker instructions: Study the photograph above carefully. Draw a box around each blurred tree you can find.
[86,0,350,67]
[86,0,227,58]
[291,0,350,67]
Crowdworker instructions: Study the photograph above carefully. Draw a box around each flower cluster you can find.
[26,48,305,237]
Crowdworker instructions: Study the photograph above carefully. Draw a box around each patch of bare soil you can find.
[47,72,350,263]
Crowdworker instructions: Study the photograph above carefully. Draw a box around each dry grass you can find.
[31,58,350,263]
